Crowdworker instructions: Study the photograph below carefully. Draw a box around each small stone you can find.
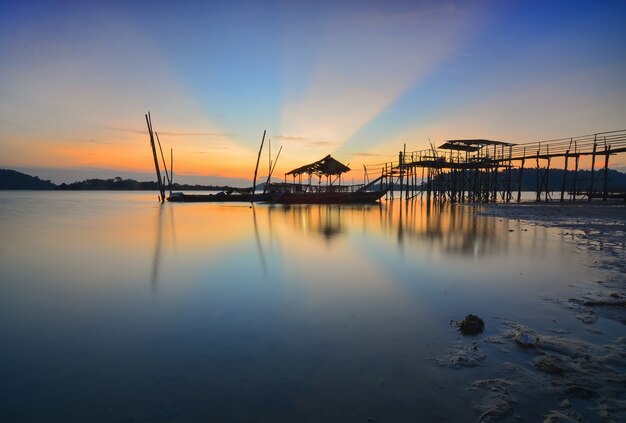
[565,385,596,399]
[459,314,485,335]
[514,331,538,347]
[533,356,564,376]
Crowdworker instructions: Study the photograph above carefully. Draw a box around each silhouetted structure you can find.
[363,129,626,203]
[272,155,387,204]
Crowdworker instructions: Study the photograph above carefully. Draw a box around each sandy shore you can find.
[448,201,626,422]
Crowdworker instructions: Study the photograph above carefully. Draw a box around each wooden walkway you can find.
[363,129,626,203]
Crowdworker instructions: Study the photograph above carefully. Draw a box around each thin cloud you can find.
[275,135,308,141]
[306,140,336,147]
[193,147,231,154]
[103,126,234,137]
[353,152,382,157]
[82,139,114,145]
[159,131,234,138]
[275,134,335,147]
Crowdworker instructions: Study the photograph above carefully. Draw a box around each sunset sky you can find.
[1,0,625,185]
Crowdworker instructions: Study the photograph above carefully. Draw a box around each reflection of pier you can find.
[363,129,626,203]
[384,201,510,257]
[264,202,510,257]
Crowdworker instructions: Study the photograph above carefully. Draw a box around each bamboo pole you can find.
[560,149,569,202]
[252,130,266,196]
[399,151,404,200]
[588,139,597,202]
[603,143,611,201]
[545,153,551,202]
[517,151,525,203]
[263,145,282,193]
[145,113,165,202]
[536,144,541,202]
[572,154,579,201]
[168,148,173,196]
[155,132,171,189]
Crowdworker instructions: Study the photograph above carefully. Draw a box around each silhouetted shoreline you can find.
[0,169,233,191]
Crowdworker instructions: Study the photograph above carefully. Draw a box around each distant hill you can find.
[0,169,56,189]
[517,168,626,192]
[56,177,159,190]
[0,169,235,191]
[56,176,233,191]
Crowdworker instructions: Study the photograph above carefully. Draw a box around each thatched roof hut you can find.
[285,155,350,178]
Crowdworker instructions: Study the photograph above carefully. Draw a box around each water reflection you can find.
[151,204,178,290]
[265,204,378,241]
[235,201,514,258]
[0,192,601,422]
[385,200,507,257]
[252,205,267,275]
[151,204,163,290]
[148,200,532,298]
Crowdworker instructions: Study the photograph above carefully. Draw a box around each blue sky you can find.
[1,0,625,184]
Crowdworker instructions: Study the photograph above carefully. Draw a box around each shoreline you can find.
[454,201,626,421]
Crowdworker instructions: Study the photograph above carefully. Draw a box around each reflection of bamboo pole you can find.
[252,130,266,196]
[252,205,267,275]
[151,204,164,290]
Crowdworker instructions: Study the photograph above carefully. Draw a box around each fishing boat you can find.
[267,155,387,204]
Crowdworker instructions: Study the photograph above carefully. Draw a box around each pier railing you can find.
[363,129,626,203]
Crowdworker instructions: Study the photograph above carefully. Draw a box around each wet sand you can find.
[457,201,626,421]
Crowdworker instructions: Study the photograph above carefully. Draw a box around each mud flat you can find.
[442,201,626,422]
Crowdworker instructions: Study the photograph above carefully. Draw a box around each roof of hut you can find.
[438,139,516,152]
[285,155,351,176]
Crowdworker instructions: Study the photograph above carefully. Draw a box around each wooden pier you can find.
[363,129,626,203]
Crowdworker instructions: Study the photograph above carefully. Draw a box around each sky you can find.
[1,0,625,185]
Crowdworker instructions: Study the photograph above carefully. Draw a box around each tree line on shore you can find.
[0,169,232,191]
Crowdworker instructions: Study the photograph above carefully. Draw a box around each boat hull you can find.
[271,190,386,204]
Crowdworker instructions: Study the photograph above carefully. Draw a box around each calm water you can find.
[0,191,607,422]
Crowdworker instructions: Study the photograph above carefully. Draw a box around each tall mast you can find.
[146,112,165,202]
[252,130,266,195]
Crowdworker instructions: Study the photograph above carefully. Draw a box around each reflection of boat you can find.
[168,189,271,203]
[268,155,387,204]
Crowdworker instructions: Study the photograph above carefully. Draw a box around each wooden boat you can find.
[269,155,387,204]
